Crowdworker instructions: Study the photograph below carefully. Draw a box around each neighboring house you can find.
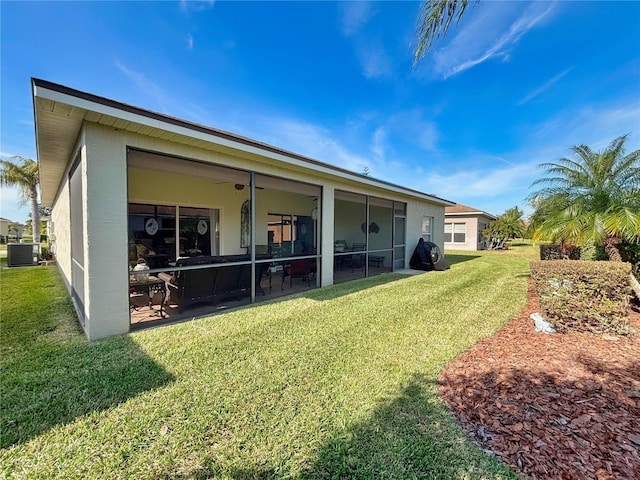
[33,78,454,340]
[0,218,24,243]
[444,203,496,251]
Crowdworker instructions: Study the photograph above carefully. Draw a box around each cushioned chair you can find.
[282,259,312,289]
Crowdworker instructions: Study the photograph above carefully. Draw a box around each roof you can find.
[0,218,24,226]
[32,78,455,208]
[445,203,497,220]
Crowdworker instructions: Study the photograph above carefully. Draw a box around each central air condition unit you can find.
[7,243,39,267]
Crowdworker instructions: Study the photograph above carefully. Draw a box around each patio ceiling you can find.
[32,78,455,208]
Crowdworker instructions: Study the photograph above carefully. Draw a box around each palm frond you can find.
[414,0,470,65]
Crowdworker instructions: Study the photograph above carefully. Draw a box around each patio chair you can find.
[345,242,366,271]
[282,258,312,289]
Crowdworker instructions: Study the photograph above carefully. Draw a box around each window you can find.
[128,204,219,266]
[267,213,293,256]
[444,222,466,243]
[422,216,433,242]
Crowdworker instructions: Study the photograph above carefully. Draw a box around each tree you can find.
[7,222,19,241]
[414,0,472,65]
[528,134,640,262]
[0,156,41,243]
[483,206,526,250]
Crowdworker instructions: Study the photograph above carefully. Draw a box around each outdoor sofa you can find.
[158,254,272,312]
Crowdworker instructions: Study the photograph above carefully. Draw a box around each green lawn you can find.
[1,245,536,479]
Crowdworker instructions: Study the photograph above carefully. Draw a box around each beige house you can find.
[444,203,496,251]
[0,217,24,243]
[33,78,454,340]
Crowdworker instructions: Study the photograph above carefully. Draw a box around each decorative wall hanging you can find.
[240,200,250,248]
[361,222,380,234]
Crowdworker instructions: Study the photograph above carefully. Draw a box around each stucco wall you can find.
[83,124,130,339]
[444,215,489,251]
[407,199,445,260]
[51,171,72,290]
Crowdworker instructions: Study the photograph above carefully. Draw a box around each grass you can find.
[0,245,537,479]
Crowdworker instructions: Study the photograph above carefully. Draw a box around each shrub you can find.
[618,242,640,279]
[530,260,632,334]
[539,243,581,260]
[580,245,609,261]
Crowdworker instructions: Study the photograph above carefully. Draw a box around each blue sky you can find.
[2,1,639,223]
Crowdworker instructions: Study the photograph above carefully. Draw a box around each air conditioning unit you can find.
[7,243,39,267]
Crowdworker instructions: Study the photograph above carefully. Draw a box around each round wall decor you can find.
[197,219,208,235]
[144,218,159,235]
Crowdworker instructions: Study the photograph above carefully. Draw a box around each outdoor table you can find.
[129,275,166,317]
[368,255,384,267]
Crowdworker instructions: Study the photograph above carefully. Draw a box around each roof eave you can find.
[32,78,455,207]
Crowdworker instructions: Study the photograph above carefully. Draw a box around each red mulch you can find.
[439,281,640,479]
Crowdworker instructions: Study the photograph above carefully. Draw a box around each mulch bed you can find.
[439,281,640,479]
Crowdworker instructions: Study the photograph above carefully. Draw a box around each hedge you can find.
[530,260,632,334]
[539,243,581,260]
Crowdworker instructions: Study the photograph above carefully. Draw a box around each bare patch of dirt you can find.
[439,281,640,479]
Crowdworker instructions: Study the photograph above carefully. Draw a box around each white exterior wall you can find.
[320,186,335,286]
[51,172,72,292]
[444,215,482,251]
[406,199,445,263]
[83,124,130,339]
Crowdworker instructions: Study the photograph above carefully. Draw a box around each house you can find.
[32,78,454,340]
[444,203,496,251]
[0,218,24,243]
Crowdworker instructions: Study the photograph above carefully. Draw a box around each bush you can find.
[580,245,609,261]
[618,242,640,279]
[539,244,581,260]
[530,260,632,334]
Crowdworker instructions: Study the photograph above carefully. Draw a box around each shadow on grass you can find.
[445,253,482,267]
[295,373,514,479]
[0,267,175,449]
[178,374,513,480]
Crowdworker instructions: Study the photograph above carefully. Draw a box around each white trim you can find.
[445,211,496,220]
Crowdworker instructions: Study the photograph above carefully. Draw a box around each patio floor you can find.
[129,264,396,329]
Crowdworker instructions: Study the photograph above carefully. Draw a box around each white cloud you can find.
[433,1,557,79]
[371,127,386,160]
[114,60,215,125]
[187,34,194,50]
[338,2,394,80]
[355,40,393,79]
[252,118,370,174]
[518,66,574,105]
[179,1,215,13]
[115,59,171,112]
[339,1,374,37]
[532,97,640,152]
[384,109,439,152]
[404,96,640,214]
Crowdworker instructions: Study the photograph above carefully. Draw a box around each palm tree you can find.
[483,206,526,249]
[0,156,41,244]
[414,0,472,65]
[528,134,640,262]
